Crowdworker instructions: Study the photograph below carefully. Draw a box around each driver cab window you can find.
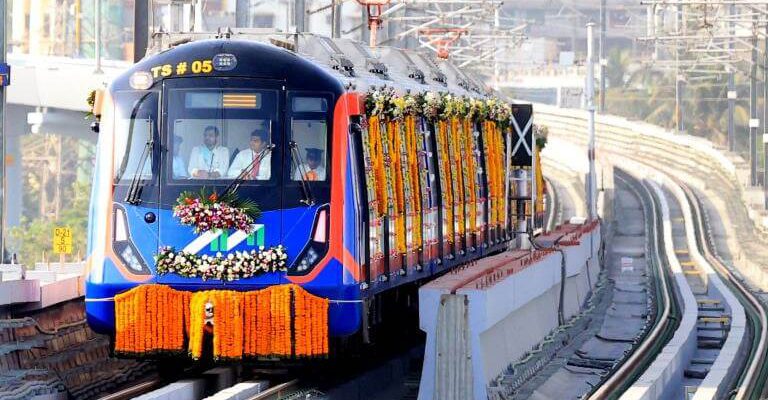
[290,96,329,182]
[168,89,276,182]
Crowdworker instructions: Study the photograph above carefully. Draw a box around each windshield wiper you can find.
[289,141,315,206]
[221,144,275,198]
[125,139,153,205]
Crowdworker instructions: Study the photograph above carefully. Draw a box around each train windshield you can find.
[165,83,279,185]
[113,91,158,182]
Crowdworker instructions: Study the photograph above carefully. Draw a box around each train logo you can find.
[181,224,265,254]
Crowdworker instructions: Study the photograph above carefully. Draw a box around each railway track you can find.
[584,171,679,399]
[586,169,768,399]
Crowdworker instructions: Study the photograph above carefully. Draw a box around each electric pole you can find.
[0,0,7,263]
[751,18,758,186]
[587,22,597,221]
[599,0,606,113]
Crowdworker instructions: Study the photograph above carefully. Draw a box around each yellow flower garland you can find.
[404,116,422,250]
[463,119,478,234]
[495,124,507,229]
[450,118,466,238]
[387,120,407,256]
[114,284,329,360]
[482,121,496,228]
[368,116,388,217]
[483,121,507,229]
[437,120,454,243]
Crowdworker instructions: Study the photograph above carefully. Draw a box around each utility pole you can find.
[675,3,683,133]
[235,0,249,27]
[331,1,341,38]
[764,5,768,207]
[0,0,6,263]
[493,7,500,91]
[295,0,306,33]
[134,0,149,62]
[751,18,758,186]
[95,0,102,72]
[599,0,606,113]
[727,3,735,152]
[586,22,597,221]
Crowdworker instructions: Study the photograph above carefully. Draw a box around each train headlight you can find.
[113,205,151,274]
[129,71,153,90]
[288,205,330,276]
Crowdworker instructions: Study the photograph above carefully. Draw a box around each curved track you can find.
[587,169,768,399]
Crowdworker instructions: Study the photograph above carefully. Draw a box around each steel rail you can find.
[680,182,768,400]
[94,378,163,400]
[588,171,678,399]
[245,379,301,400]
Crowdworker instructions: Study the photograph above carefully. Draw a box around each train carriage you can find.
[85,32,538,359]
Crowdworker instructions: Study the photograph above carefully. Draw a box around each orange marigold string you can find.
[404,115,422,250]
[389,120,407,256]
[114,284,329,359]
[437,120,454,243]
[463,118,478,234]
[368,116,387,217]
[114,285,187,356]
[450,117,466,238]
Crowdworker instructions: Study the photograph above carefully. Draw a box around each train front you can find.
[85,39,362,359]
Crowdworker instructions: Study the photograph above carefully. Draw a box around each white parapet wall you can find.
[418,223,601,400]
[533,103,768,292]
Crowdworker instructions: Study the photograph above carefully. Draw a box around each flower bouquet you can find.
[173,188,260,234]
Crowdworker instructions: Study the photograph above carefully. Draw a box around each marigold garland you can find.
[114,285,189,356]
[494,124,507,229]
[404,115,422,250]
[114,284,329,360]
[437,121,454,243]
[368,116,388,217]
[387,120,407,256]
[362,89,517,252]
[450,117,466,238]
[483,121,499,228]
[463,119,479,234]
[361,118,385,262]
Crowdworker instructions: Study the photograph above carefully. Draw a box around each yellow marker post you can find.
[53,227,73,272]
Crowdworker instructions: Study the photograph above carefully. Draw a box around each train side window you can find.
[290,119,328,182]
[113,91,158,182]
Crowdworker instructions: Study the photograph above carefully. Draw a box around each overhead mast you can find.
[357,0,392,48]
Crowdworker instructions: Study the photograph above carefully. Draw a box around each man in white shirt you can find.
[188,126,230,179]
[292,148,326,181]
[227,129,271,180]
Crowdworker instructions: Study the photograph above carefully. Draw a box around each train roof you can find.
[140,29,493,99]
[111,38,345,94]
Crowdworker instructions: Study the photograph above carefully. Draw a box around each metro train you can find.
[84,31,539,358]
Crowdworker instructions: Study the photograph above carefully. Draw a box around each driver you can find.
[227,129,271,180]
[188,126,230,179]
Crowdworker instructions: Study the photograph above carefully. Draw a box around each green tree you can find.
[9,181,91,267]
